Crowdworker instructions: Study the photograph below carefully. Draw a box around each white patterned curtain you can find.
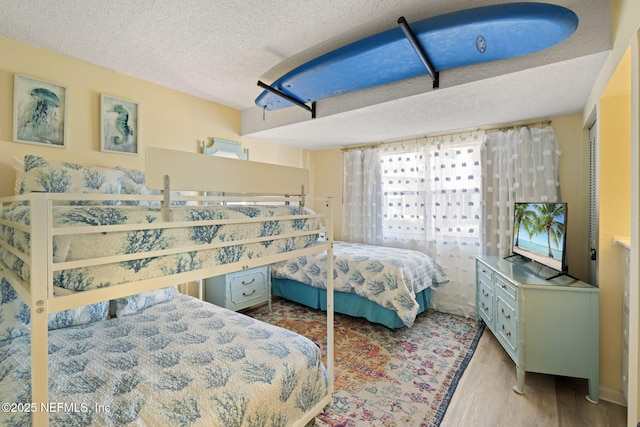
[481,126,562,257]
[421,139,482,317]
[377,142,429,251]
[343,136,482,318]
[342,148,384,245]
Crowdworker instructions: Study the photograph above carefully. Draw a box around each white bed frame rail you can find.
[0,148,334,427]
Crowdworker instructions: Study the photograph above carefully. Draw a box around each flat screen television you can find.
[511,202,567,274]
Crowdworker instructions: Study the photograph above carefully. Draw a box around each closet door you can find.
[588,120,598,287]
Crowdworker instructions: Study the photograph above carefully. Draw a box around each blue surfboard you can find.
[256,2,578,111]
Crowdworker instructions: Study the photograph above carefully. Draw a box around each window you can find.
[379,139,482,246]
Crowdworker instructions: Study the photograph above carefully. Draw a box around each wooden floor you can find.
[441,330,628,427]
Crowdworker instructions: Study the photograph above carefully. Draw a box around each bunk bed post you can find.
[325,198,335,395]
[30,194,51,427]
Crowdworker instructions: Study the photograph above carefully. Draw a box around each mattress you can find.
[0,294,328,426]
[271,241,448,327]
[0,203,319,291]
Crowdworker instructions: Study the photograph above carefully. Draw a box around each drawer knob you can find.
[500,324,512,337]
[501,308,511,319]
[242,278,256,286]
[242,289,256,297]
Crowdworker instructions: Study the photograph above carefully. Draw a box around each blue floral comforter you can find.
[0,204,318,291]
[0,295,327,426]
[271,241,449,327]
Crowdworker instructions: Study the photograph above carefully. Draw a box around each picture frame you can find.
[100,94,139,155]
[13,74,67,148]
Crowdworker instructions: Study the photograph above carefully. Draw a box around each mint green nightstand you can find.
[476,255,600,403]
[205,266,271,312]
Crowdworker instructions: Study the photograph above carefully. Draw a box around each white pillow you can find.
[0,271,110,342]
[115,166,194,206]
[114,286,179,317]
[115,166,160,206]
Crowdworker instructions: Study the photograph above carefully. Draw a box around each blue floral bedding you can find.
[0,294,328,426]
[271,241,449,327]
[0,204,318,291]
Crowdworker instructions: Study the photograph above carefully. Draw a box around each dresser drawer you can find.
[496,294,517,353]
[477,280,494,324]
[477,260,493,283]
[495,274,517,301]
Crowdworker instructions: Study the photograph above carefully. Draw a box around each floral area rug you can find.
[244,297,484,427]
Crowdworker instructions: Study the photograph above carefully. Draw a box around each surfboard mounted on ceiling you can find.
[255,2,578,117]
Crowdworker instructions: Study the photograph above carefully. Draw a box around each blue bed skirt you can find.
[271,278,431,329]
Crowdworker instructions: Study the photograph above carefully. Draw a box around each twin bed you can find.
[271,241,448,329]
[0,148,335,426]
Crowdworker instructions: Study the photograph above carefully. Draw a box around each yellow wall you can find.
[310,148,343,239]
[598,49,632,393]
[0,36,308,197]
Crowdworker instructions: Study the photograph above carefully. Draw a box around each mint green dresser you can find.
[476,255,600,403]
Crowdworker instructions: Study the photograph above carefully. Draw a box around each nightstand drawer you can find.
[229,282,267,309]
[228,269,268,291]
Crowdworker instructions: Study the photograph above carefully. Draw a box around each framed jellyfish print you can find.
[13,74,67,148]
[100,94,139,155]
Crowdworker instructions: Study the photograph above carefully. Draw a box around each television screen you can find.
[512,202,567,273]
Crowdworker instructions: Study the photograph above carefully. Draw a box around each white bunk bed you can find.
[0,148,334,426]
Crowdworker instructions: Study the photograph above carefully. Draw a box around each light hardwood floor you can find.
[441,330,628,427]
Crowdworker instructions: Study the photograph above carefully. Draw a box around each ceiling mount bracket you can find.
[257,81,316,118]
[398,16,439,89]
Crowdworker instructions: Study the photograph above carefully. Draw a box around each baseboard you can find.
[598,386,627,406]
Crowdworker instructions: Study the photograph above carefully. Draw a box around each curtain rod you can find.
[341,119,552,152]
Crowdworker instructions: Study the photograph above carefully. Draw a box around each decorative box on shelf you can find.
[205,265,271,311]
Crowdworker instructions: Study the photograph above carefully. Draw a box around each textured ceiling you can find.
[0,0,611,150]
